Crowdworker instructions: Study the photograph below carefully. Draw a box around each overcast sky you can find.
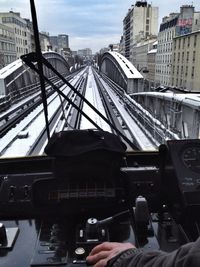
[1,0,200,53]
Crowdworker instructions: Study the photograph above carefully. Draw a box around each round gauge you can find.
[182,146,200,172]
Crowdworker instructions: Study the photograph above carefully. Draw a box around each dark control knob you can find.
[0,223,7,245]
[86,218,99,239]
[50,224,61,236]
[75,247,86,259]
[50,236,59,243]
[52,224,60,230]
[9,186,15,200]
[24,185,29,198]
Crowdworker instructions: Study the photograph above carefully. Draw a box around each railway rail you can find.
[0,74,77,137]
[99,71,179,146]
[0,65,175,157]
[0,68,87,157]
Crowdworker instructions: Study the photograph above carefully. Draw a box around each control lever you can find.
[98,210,130,225]
[85,218,99,239]
[135,196,150,239]
[84,211,130,241]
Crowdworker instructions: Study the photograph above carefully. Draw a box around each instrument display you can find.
[32,178,123,210]
[181,145,200,172]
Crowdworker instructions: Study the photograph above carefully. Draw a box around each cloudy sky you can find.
[1,0,200,53]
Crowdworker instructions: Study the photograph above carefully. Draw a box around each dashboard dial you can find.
[182,146,200,172]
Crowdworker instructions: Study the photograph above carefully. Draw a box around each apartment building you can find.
[155,13,178,87]
[0,23,16,68]
[77,48,92,58]
[147,41,157,89]
[39,32,50,52]
[123,1,158,62]
[49,34,69,53]
[132,37,157,72]
[0,11,31,59]
[171,31,200,91]
[58,35,69,50]
[155,5,200,87]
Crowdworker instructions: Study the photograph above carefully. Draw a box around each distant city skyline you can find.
[1,0,200,53]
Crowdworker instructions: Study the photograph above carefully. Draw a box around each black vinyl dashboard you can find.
[0,139,200,267]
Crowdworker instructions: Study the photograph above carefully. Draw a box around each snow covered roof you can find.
[148,48,157,54]
[107,51,143,79]
[0,51,62,80]
[132,92,200,109]
[0,59,23,79]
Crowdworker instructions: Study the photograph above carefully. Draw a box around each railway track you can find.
[98,71,179,147]
[0,74,76,137]
[92,68,157,150]
[0,65,168,157]
[0,68,87,157]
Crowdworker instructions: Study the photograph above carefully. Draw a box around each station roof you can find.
[107,51,143,79]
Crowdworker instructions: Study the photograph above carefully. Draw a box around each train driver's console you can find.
[0,133,200,267]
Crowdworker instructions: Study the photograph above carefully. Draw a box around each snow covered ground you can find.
[80,67,111,132]
[0,69,86,157]
[0,66,158,158]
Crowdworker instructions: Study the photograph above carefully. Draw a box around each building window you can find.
[182,52,184,62]
[177,65,179,75]
[181,66,183,74]
[191,66,194,78]
[178,52,180,62]
[193,51,196,62]
[182,38,185,49]
[147,7,150,17]
[185,66,188,76]
[194,35,197,47]
[178,39,181,49]
[187,37,190,47]
[186,51,189,62]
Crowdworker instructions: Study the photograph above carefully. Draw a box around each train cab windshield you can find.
[0,1,200,267]
[0,0,199,158]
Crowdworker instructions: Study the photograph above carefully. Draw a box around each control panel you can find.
[167,139,200,207]
[0,139,199,267]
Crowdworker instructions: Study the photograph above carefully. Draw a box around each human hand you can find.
[86,242,135,267]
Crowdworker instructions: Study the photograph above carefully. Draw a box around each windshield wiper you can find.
[22,0,139,150]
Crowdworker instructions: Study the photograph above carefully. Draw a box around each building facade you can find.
[123,1,158,62]
[171,31,200,91]
[49,34,69,53]
[132,37,157,72]
[155,5,200,88]
[77,48,92,58]
[58,34,69,50]
[0,23,16,68]
[155,13,178,87]
[147,41,157,89]
[39,32,50,52]
[0,11,31,59]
